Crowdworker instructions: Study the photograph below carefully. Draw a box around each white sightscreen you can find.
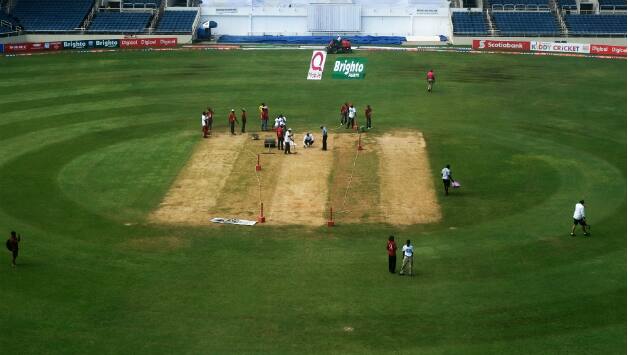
[307,4,361,32]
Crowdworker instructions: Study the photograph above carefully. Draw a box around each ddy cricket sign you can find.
[332,57,367,79]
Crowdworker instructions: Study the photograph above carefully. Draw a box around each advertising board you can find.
[332,57,367,79]
[120,38,177,48]
[63,39,120,49]
[530,41,590,54]
[472,40,530,52]
[306,50,327,80]
[590,44,627,57]
[4,42,62,53]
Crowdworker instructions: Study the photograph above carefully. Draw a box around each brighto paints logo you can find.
[332,58,367,79]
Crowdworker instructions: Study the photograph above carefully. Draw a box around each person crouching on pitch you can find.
[303,132,314,148]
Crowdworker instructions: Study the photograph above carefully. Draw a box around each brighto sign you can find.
[332,58,367,79]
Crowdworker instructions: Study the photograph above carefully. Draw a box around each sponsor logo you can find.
[530,41,590,54]
[590,44,627,57]
[332,58,367,79]
[63,39,120,49]
[307,50,327,80]
[0,43,3,53]
[120,38,177,48]
[472,40,530,51]
[4,42,62,53]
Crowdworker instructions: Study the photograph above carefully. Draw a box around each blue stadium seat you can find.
[88,12,152,33]
[156,10,197,33]
[493,12,560,35]
[452,12,489,35]
[565,14,627,35]
[11,0,93,31]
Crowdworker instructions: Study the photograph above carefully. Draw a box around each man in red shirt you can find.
[260,103,269,131]
[276,125,284,150]
[387,235,397,274]
[365,105,372,129]
[206,107,214,135]
[340,102,348,126]
[228,109,239,135]
[240,108,247,133]
[426,69,436,93]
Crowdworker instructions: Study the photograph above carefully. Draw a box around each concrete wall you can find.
[201,6,453,37]
[0,33,194,44]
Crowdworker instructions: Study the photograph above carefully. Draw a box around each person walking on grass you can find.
[228,109,239,135]
[240,108,247,133]
[320,125,328,151]
[365,104,373,129]
[571,200,590,237]
[6,231,21,268]
[399,239,413,276]
[426,69,436,93]
[387,235,397,274]
[441,164,453,196]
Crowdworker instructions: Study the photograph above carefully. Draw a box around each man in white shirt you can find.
[303,132,314,148]
[441,164,452,196]
[399,239,413,276]
[201,112,208,138]
[571,200,589,236]
[346,104,357,129]
[284,128,293,154]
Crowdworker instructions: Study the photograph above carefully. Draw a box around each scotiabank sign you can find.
[4,42,62,53]
[120,38,177,48]
[472,40,530,51]
[530,41,590,54]
[590,44,627,57]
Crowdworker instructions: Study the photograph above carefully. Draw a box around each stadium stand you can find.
[565,14,627,35]
[556,0,577,10]
[0,10,20,33]
[452,12,489,35]
[11,0,93,31]
[123,0,161,9]
[156,10,197,33]
[598,0,627,10]
[216,35,406,45]
[492,12,560,35]
[87,12,151,33]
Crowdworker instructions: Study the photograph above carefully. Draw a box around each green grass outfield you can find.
[0,49,625,354]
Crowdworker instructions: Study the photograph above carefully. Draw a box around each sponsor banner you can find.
[4,42,62,53]
[0,44,3,53]
[472,39,530,52]
[590,44,627,57]
[306,50,327,80]
[120,38,177,48]
[530,41,590,54]
[63,39,120,50]
[332,57,367,79]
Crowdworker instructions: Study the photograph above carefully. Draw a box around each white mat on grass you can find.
[210,218,257,226]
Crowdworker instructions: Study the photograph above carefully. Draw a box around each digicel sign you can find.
[120,38,177,48]
[590,44,627,57]
[472,40,530,51]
